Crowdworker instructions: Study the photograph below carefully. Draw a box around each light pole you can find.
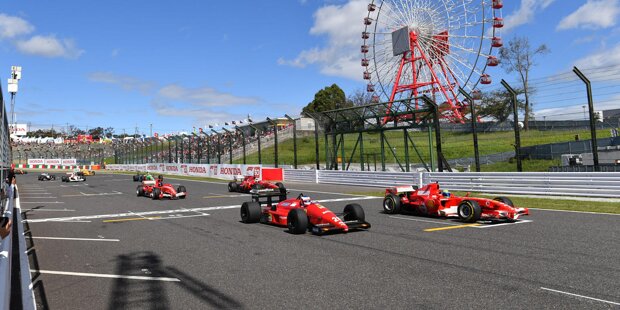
[284,114,297,169]
[222,127,234,164]
[8,66,22,127]
[234,124,246,164]
[266,117,278,167]
[200,130,211,164]
[248,120,262,165]
[211,128,221,164]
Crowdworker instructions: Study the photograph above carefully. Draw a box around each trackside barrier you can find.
[317,170,423,189]
[282,170,620,198]
[106,164,263,181]
[0,186,35,309]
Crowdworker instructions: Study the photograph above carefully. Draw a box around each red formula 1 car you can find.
[240,190,371,235]
[136,179,187,200]
[382,183,529,222]
[228,176,286,194]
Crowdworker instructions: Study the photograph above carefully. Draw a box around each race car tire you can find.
[344,203,365,222]
[61,176,68,182]
[38,176,42,181]
[383,193,402,214]
[152,188,161,200]
[287,209,308,234]
[177,186,187,199]
[52,175,56,180]
[276,182,286,193]
[133,175,139,182]
[240,201,261,223]
[493,196,514,207]
[458,200,482,223]
[137,186,145,197]
[228,182,237,192]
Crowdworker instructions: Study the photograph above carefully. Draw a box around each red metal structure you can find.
[362,0,504,123]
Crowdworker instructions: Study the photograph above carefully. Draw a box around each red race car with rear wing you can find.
[228,175,286,194]
[136,178,187,200]
[240,190,371,235]
[382,182,528,222]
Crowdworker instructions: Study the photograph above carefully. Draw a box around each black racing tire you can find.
[136,186,145,197]
[383,193,402,214]
[152,188,161,200]
[51,175,56,180]
[287,209,308,234]
[240,201,261,223]
[133,175,139,182]
[276,182,286,193]
[493,196,514,207]
[177,186,187,199]
[228,182,237,192]
[344,203,365,222]
[458,200,482,223]
[38,176,42,181]
[61,176,68,182]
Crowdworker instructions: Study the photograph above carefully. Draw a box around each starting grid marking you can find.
[389,215,534,231]
[25,196,380,223]
[62,191,124,197]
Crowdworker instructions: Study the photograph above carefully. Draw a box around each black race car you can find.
[38,173,56,181]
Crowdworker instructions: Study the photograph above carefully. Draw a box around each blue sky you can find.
[1,0,619,135]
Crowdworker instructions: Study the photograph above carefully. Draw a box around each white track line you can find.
[31,270,180,282]
[26,196,376,223]
[530,208,620,216]
[21,202,65,204]
[540,287,620,306]
[473,220,533,228]
[62,191,123,197]
[389,216,461,226]
[22,208,75,212]
[19,197,57,199]
[31,237,119,242]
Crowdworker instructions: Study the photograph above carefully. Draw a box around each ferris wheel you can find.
[361,0,504,123]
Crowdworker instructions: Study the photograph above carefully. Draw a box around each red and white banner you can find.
[62,158,77,165]
[106,163,262,180]
[44,158,62,165]
[28,158,44,165]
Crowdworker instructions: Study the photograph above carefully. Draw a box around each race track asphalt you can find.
[15,172,620,309]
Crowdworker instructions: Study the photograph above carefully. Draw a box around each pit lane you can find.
[17,172,620,309]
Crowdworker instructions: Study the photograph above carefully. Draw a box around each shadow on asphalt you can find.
[108,252,170,310]
[108,252,243,309]
[165,266,243,309]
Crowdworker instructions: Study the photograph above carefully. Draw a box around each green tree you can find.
[347,88,374,106]
[499,36,549,130]
[88,126,105,138]
[477,89,526,123]
[302,84,350,114]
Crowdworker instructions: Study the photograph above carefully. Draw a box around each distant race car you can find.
[382,182,529,222]
[15,169,28,175]
[240,190,371,235]
[133,173,146,182]
[136,178,187,200]
[76,168,96,176]
[38,173,56,181]
[61,173,86,182]
[228,176,286,194]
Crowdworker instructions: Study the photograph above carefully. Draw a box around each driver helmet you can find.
[442,190,451,198]
[158,175,163,181]
[300,195,312,206]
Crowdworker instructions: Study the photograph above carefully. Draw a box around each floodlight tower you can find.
[8,66,22,127]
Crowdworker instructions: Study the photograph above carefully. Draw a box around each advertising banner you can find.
[9,124,28,136]
[28,158,44,165]
[106,163,262,180]
[44,158,62,165]
[62,158,77,165]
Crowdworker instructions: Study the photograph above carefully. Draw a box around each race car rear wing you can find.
[250,188,288,208]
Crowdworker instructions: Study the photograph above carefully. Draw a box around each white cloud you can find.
[501,0,556,33]
[0,13,34,39]
[111,48,120,57]
[15,35,84,59]
[157,84,258,107]
[557,0,620,30]
[279,0,368,80]
[574,42,620,71]
[88,72,155,94]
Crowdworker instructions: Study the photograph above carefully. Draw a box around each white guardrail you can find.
[284,169,620,198]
